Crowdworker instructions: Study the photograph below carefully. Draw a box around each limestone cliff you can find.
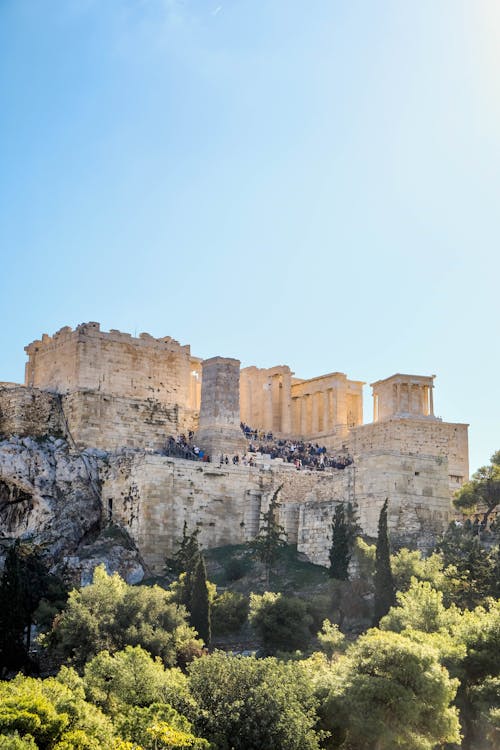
[0,436,145,583]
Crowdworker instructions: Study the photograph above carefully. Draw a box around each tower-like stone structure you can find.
[195,357,247,459]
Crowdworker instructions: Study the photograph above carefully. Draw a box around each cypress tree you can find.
[253,485,288,586]
[190,554,211,645]
[329,501,361,580]
[0,541,26,674]
[373,498,396,624]
[169,522,202,608]
[0,540,52,674]
[329,503,350,580]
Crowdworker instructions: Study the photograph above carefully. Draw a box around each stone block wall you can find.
[99,453,358,571]
[25,323,196,415]
[350,419,469,493]
[354,451,452,549]
[61,392,182,451]
[0,385,64,438]
[101,455,275,571]
[196,357,247,458]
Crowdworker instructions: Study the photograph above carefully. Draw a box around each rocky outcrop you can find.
[0,436,146,583]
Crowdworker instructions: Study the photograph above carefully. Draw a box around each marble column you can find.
[301,394,309,435]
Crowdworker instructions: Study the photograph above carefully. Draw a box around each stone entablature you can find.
[240,366,364,443]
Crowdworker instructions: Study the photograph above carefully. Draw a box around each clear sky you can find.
[1,1,499,473]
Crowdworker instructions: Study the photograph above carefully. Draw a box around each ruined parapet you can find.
[0,385,64,439]
[24,323,196,415]
[195,357,247,459]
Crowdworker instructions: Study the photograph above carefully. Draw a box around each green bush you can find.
[224,557,248,582]
[212,592,249,636]
[249,592,313,654]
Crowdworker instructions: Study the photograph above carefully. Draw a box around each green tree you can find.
[380,579,462,635]
[83,646,174,714]
[79,647,196,725]
[45,566,201,670]
[0,733,37,749]
[438,521,498,608]
[0,540,62,675]
[249,592,313,654]
[452,601,500,750]
[321,629,460,750]
[373,498,396,624]
[118,704,209,750]
[252,485,287,585]
[211,592,249,637]
[188,652,322,750]
[328,504,350,580]
[316,620,345,662]
[390,548,448,593]
[454,450,500,526]
[379,578,500,750]
[189,556,210,646]
[0,673,115,749]
[167,524,202,609]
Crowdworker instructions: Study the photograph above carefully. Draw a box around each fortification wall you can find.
[100,455,357,571]
[0,385,64,438]
[61,392,184,451]
[355,451,452,550]
[100,456,273,571]
[295,452,452,565]
[25,323,196,414]
[99,448,450,571]
[350,419,468,492]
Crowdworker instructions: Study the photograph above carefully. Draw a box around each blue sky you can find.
[1,0,499,472]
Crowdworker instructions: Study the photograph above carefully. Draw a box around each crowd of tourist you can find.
[240,423,274,441]
[164,434,210,462]
[163,425,353,473]
[243,428,353,470]
[241,423,354,471]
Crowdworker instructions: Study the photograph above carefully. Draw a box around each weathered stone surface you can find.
[0,385,64,439]
[196,357,247,458]
[0,437,101,557]
[24,323,201,434]
[62,391,180,451]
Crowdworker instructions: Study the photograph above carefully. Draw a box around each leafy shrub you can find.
[223,557,248,582]
[212,592,249,636]
[249,592,313,654]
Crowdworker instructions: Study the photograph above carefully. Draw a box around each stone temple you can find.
[0,322,469,572]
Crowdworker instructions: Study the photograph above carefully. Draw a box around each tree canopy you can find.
[44,566,201,670]
[454,450,500,525]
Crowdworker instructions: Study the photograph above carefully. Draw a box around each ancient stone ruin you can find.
[0,322,469,574]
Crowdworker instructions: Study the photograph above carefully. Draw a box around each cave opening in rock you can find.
[0,480,34,532]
